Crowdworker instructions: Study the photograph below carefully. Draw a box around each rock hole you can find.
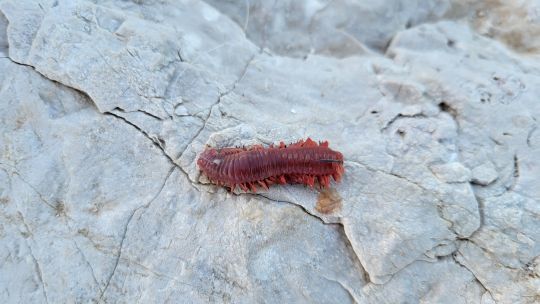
[405,19,412,29]
[513,155,520,179]
[316,188,342,214]
[157,137,166,148]
[438,101,458,119]
[480,91,491,104]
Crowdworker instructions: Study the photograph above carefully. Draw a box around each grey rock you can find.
[206,0,454,57]
[0,59,173,302]
[430,162,472,183]
[363,258,484,304]
[1,0,539,303]
[387,19,540,303]
[468,0,540,53]
[0,8,7,56]
[471,162,499,186]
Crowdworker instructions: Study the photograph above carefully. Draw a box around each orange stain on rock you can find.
[315,188,342,214]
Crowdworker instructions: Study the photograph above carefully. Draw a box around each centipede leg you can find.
[316,176,323,189]
[258,180,269,190]
[265,176,275,185]
[307,175,315,188]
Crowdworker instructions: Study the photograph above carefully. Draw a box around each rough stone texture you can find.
[471,162,499,186]
[0,0,539,303]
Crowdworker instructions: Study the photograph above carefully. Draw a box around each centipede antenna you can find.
[319,159,343,164]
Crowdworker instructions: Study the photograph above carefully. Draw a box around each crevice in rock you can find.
[252,193,323,223]
[18,212,50,304]
[104,111,165,153]
[455,238,499,265]
[223,51,256,97]
[98,205,135,301]
[348,159,480,237]
[174,51,257,163]
[1,18,255,194]
[349,159,464,235]
[382,34,396,56]
[174,100,217,162]
[0,162,67,216]
[338,224,372,285]
[112,106,163,121]
[3,164,106,300]
[527,123,537,148]
[99,166,175,301]
[487,153,522,199]
[470,196,486,238]
[346,159,487,276]
[28,241,50,304]
[381,112,428,132]
[375,239,461,286]
[103,111,198,189]
[455,237,521,275]
[72,238,102,294]
[437,101,485,239]
[2,27,213,197]
[346,160,429,193]
[438,101,458,120]
[251,193,372,285]
[2,56,101,111]
[507,154,519,192]
[451,251,495,300]
[322,276,360,304]
[119,255,202,290]
[489,136,504,146]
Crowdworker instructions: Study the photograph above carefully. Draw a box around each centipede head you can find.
[196,148,220,170]
[197,147,244,180]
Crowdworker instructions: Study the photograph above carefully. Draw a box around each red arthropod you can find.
[197,138,344,192]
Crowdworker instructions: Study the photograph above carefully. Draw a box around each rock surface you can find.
[0,0,539,303]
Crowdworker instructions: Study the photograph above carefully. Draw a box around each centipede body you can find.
[197,138,344,192]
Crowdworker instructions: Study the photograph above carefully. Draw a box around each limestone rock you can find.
[430,162,472,183]
[1,0,539,303]
[471,162,499,186]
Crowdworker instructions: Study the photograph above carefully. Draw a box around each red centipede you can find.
[197,138,344,192]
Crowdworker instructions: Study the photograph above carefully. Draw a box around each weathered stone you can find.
[430,162,472,183]
[1,0,539,303]
[471,162,499,186]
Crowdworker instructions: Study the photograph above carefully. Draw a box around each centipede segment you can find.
[197,138,344,192]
